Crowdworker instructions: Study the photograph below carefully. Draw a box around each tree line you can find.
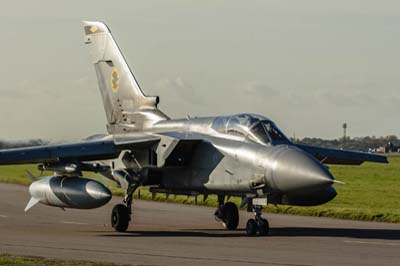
[0,139,49,150]
[294,135,397,152]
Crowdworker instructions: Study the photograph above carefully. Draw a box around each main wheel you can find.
[246,219,257,236]
[111,204,130,232]
[257,218,269,236]
[222,202,239,230]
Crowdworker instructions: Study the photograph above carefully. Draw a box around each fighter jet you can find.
[0,21,388,236]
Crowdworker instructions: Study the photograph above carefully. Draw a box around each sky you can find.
[0,0,399,141]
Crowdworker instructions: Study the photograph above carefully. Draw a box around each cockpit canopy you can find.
[211,113,289,145]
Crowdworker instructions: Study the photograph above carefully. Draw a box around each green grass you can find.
[1,157,399,223]
[0,254,139,266]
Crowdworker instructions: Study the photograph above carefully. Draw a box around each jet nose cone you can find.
[272,147,334,192]
[86,181,112,204]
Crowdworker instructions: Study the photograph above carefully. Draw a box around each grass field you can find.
[0,254,135,266]
[0,156,399,223]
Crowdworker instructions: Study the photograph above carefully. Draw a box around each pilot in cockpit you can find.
[211,114,289,145]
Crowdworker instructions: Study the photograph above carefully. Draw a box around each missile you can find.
[25,175,112,211]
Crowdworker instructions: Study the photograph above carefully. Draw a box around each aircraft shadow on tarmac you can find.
[97,227,400,240]
[270,227,400,240]
[97,230,247,238]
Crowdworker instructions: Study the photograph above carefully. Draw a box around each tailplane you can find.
[83,21,168,133]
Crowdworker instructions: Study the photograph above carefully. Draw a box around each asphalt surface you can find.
[0,183,399,266]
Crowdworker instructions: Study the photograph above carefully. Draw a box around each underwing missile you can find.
[25,175,112,211]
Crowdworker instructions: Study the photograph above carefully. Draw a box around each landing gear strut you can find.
[214,195,239,230]
[111,181,139,232]
[246,203,269,236]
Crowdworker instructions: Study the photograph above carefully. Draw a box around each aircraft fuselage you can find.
[111,115,337,207]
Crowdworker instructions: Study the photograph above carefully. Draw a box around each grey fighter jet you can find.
[0,21,388,236]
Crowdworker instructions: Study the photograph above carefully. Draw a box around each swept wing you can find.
[0,134,160,165]
[296,144,388,165]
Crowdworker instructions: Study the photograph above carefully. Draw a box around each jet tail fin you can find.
[82,21,168,133]
[24,197,39,212]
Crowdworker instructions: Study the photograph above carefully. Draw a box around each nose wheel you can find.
[246,205,269,236]
[246,217,269,236]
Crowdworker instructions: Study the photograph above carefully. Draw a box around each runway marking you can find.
[344,240,400,246]
[60,221,89,225]
[0,243,315,266]
[0,215,8,218]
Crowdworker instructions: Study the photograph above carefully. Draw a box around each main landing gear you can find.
[245,203,269,236]
[111,182,139,232]
[111,204,130,232]
[111,185,269,236]
[214,195,239,230]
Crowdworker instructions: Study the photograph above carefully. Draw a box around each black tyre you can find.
[257,218,269,236]
[111,204,130,232]
[246,219,257,236]
[222,202,239,230]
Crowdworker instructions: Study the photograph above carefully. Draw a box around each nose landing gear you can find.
[214,195,269,236]
[246,202,269,236]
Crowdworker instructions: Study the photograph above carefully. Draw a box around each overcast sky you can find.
[0,1,399,141]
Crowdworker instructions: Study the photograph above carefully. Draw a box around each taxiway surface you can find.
[0,183,399,266]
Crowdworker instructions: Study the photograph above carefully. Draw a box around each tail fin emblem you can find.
[89,25,98,33]
[111,67,120,93]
